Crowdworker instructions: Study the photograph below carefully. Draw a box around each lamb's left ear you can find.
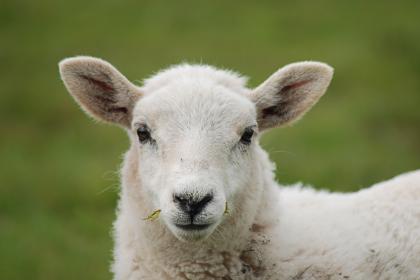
[250,62,333,130]
[59,56,141,128]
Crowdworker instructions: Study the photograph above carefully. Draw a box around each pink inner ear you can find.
[281,79,312,93]
[81,75,115,92]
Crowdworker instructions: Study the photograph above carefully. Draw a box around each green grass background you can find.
[1,0,419,279]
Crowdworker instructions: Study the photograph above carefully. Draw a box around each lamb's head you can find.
[59,57,333,242]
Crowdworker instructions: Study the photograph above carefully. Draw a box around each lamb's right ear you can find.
[59,56,141,127]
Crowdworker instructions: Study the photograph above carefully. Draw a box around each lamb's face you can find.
[131,82,258,241]
[59,57,333,242]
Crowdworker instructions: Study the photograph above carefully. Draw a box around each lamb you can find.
[59,56,420,280]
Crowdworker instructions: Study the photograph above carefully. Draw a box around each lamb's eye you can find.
[137,125,152,143]
[240,127,254,145]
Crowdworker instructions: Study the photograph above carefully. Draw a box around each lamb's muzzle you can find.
[173,192,214,218]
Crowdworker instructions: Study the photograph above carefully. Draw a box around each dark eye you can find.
[240,127,255,145]
[136,124,152,143]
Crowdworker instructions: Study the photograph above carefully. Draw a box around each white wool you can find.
[59,56,420,279]
[142,63,249,95]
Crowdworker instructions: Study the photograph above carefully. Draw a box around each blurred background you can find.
[1,0,419,279]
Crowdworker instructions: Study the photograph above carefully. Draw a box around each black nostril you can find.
[174,193,214,217]
[173,194,187,205]
[199,193,213,207]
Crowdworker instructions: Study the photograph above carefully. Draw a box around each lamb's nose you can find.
[174,193,213,217]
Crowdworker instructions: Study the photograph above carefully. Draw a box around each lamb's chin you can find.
[168,224,216,242]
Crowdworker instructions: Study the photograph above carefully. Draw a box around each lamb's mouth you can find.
[175,223,211,231]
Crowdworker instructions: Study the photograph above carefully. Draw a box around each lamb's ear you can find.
[250,62,333,131]
[59,56,141,127]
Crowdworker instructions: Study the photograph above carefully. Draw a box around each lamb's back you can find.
[265,170,420,279]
